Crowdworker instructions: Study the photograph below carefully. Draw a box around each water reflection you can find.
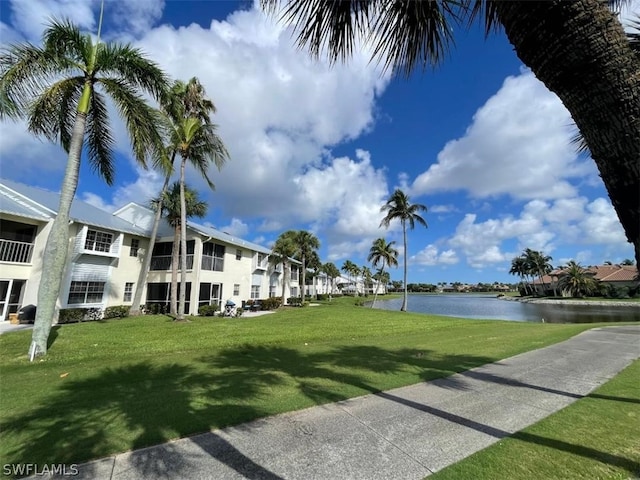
[372,294,640,323]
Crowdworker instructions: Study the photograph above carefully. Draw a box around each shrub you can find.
[354,299,365,307]
[145,303,168,315]
[287,297,302,306]
[103,305,129,319]
[58,308,87,324]
[198,304,219,317]
[261,297,282,310]
[316,294,328,301]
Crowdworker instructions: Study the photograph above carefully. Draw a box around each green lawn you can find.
[430,359,640,480]
[0,299,633,473]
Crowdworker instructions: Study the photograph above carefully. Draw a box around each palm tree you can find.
[163,79,229,321]
[367,237,399,307]
[289,230,320,302]
[322,262,341,295]
[525,248,553,296]
[0,17,168,357]
[557,261,597,298]
[270,231,297,304]
[380,189,427,311]
[151,182,206,318]
[341,260,358,295]
[261,0,640,269]
[129,77,219,316]
[509,256,530,296]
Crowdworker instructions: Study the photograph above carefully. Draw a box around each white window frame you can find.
[233,284,240,296]
[85,229,113,253]
[251,285,260,299]
[68,281,105,305]
[123,282,134,302]
[130,239,139,257]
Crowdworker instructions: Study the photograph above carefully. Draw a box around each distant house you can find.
[0,179,297,323]
[533,264,638,296]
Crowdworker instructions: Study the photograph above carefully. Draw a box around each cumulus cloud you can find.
[410,70,596,201]
[445,196,631,269]
[411,245,459,266]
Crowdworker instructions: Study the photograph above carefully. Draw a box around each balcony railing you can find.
[0,239,34,263]
[150,255,194,271]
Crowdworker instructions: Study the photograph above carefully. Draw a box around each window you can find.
[290,266,299,283]
[130,239,139,257]
[233,284,240,296]
[198,283,221,309]
[85,229,113,252]
[251,285,260,299]
[68,281,105,304]
[151,241,194,270]
[123,282,134,302]
[202,242,225,271]
[236,249,242,260]
[269,285,276,298]
[290,287,298,298]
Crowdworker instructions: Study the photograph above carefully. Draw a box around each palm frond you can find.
[371,0,461,76]
[96,42,169,101]
[0,43,71,119]
[262,0,462,76]
[85,90,116,184]
[42,18,92,69]
[98,76,165,168]
[26,76,83,148]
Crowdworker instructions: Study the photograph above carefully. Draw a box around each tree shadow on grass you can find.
[0,362,280,479]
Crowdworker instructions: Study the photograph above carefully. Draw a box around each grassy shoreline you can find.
[0,299,635,475]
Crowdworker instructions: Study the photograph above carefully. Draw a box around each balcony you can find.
[0,239,34,264]
[150,255,194,271]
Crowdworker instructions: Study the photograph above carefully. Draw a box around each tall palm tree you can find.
[322,262,341,295]
[261,0,640,270]
[151,182,206,317]
[509,256,530,296]
[525,248,553,296]
[129,77,219,316]
[270,231,297,304]
[367,237,399,307]
[289,230,320,301]
[159,80,229,321]
[0,17,168,357]
[341,260,358,295]
[380,189,427,311]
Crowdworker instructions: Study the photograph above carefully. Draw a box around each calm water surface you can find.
[372,294,640,323]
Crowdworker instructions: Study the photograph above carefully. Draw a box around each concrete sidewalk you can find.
[36,326,639,480]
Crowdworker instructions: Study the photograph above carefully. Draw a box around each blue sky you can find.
[1,0,637,284]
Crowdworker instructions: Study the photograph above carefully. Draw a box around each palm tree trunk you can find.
[129,180,166,315]
[371,268,383,308]
[497,0,640,268]
[401,222,408,312]
[281,260,287,305]
[301,255,306,303]
[178,158,188,321]
[170,225,179,316]
[29,112,87,359]
[129,155,176,316]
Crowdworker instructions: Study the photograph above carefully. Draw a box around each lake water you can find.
[371,294,640,323]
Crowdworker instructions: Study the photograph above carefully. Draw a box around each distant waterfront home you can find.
[534,264,638,296]
[0,179,296,324]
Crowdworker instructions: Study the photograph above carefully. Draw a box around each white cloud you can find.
[445,196,632,270]
[410,70,596,201]
[411,245,459,266]
[219,218,249,237]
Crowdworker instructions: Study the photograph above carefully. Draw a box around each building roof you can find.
[2,179,279,255]
[1,179,149,236]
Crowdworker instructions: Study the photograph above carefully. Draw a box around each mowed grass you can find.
[430,359,640,480]
[0,298,630,472]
